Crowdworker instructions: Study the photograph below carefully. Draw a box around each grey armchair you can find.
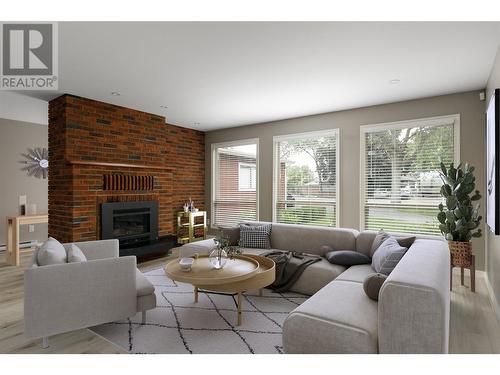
[24,239,156,348]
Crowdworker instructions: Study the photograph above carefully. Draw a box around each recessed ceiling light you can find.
[389,79,400,84]
[111,91,121,96]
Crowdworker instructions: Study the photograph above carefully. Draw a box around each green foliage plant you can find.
[437,162,482,242]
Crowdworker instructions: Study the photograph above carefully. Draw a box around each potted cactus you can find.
[437,162,482,267]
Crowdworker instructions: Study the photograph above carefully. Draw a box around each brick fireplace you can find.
[48,94,204,247]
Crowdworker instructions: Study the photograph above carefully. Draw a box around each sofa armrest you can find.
[378,239,450,353]
[24,255,137,339]
[71,239,120,260]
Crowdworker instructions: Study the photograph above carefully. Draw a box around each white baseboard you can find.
[484,272,500,325]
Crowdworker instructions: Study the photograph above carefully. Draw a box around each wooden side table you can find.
[450,254,475,293]
[5,214,48,266]
[176,211,207,244]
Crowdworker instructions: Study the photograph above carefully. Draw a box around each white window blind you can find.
[361,116,459,236]
[212,141,258,227]
[238,162,256,191]
[274,129,339,227]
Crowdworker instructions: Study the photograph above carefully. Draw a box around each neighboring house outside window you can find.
[360,114,460,236]
[212,140,258,227]
[238,162,256,191]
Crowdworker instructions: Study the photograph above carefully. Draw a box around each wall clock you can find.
[21,147,49,179]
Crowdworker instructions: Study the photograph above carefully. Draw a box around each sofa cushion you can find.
[239,223,272,249]
[240,248,345,295]
[245,221,358,256]
[356,231,378,257]
[372,237,408,275]
[289,258,346,295]
[283,280,378,353]
[67,243,87,263]
[325,250,371,266]
[336,264,375,283]
[37,237,67,266]
[136,269,155,297]
[363,273,387,301]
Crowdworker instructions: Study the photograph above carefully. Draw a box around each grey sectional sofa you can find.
[179,221,450,354]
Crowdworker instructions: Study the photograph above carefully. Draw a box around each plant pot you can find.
[448,240,472,268]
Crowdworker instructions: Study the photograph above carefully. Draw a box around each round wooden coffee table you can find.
[164,254,275,325]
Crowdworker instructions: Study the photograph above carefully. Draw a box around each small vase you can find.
[209,248,228,269]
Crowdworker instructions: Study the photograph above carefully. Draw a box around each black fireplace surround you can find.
[101,200,158,245]
[101,201,174,258]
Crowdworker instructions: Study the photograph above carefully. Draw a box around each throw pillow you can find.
[370,230,416,257]
[220,226,240,246]
[397,236,416,249]
[67,243,87,263]
[371,236,408,275]
[363,273,387,301]
[238,223,272,249]
[37,237,67,266]
[370,231,390,257]
[325,250,371,266]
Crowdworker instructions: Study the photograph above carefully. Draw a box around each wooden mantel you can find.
[67,160,174,171]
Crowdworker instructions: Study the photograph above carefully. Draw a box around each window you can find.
[360,115,459,236]
[212,140,258,227]
[238,162,256,191]
[273,129,339,227]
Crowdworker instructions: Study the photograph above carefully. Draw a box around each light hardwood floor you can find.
[1,250,499,354]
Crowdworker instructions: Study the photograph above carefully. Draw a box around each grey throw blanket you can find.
[261,250,321,293]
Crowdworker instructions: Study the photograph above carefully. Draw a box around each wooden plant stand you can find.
[450,254,475,293]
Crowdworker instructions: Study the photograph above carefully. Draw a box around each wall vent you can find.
[103,174,154,191]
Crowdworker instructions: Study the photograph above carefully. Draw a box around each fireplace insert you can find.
[101,201,158,247]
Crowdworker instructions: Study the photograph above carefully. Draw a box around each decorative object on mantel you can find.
[209,231,242,269]
[183,197,198,212]
[437,161,482,292]
[176,210,207,244]
[20,147,48,179]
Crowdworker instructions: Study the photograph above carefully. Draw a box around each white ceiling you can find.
[24,22,500,131]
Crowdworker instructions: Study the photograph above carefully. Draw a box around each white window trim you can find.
[359,114,460,235]
[238,162,257,191]
[211,138,259,229]
[272,128,340,227]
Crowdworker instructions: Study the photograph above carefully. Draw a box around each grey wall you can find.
[0,118,48,246]
[486,45,500,316]
[205,90,486,269]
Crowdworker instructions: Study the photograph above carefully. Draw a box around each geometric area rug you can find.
[89,267,309,354]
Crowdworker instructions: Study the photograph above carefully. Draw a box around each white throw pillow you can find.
[67,243,87,263]
[371,236,408,275]
[37,237,67,266]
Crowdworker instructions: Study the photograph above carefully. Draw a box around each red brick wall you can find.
[48,94,204,243]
